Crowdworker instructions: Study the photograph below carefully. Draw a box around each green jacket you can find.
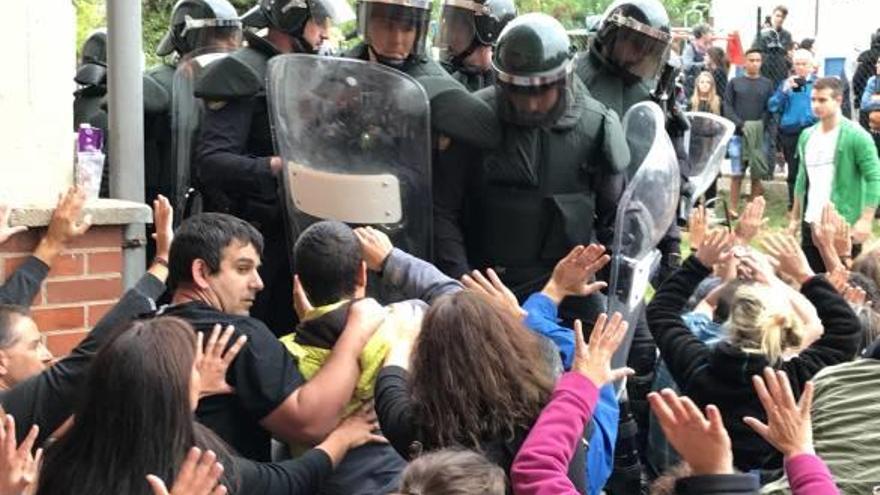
[795,118,880,224]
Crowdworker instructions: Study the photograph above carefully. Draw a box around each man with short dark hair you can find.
[682,23,713,98]
[285,220,460,493]
[789,77,880,271]
[752,5,794,87]
[160,212,386,461]
[724,48,774,213]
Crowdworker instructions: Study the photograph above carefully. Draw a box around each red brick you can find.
[2,255,30,276]
[0,229,42,254]
[67,226,122,250]
[88,251,123,275]
[87,302,115,327]
[46,330,88,356]
[31,306,85,331]
[45,277,122,304]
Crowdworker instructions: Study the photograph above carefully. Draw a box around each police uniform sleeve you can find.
[227,317,304,420]
[420,76,502,149]
[597,107,629,173]
[194,97,276,192]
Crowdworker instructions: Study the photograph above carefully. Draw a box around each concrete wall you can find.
[0,1,76,206]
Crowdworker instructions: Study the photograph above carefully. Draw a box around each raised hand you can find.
[196,325,246,398]
[571,313,633,387]
[461,268,526,320]
[688,205,707,251]
[0,410,42,495]
[146,447,226,495]
[735,196,767,244]
[34,186,92,266]
[353,226,393,272]
[647,389,734,476]
[695,229,735,268]
[152,195,174,260]
[761,234,815,286]
[542,244,610,304]
[744,368,815,460]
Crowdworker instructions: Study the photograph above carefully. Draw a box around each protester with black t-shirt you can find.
[157,213,385,461]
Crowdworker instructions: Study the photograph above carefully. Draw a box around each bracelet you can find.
[152,256,169,268]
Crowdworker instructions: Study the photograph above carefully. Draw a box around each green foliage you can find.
[73,0,106,57]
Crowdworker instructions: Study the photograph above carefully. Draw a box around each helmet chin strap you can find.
[291,34,317,54]
[368,44,413,70]
[448,37,482,72]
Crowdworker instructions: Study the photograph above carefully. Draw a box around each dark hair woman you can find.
[375,290,588,491]
[36,317,381,495]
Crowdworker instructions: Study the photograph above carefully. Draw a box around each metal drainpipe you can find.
[107,0,146,288]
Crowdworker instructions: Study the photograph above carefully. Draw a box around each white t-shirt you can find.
[803,124,840,224]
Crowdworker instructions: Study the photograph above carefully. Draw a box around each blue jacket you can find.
[768,76,818,134]
[523,293,619,495]
[861,75,880,112]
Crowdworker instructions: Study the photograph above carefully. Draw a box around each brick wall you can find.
[0,226,124,356]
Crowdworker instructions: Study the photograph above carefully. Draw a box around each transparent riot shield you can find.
[609,101,680,368]
[683,111,735,208]
[266,54,432,260]
[170,48,232,225]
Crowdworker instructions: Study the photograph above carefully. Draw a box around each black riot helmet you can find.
[492,13,574,127]
[75,29,108,87]
[156,0,243,57]
[357,0,432,68]
[241,0,355,53]
[594,0,672,82]
[434,0,516,68]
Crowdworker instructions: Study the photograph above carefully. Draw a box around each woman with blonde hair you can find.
[646,231,860,475]
[689,71,722,115]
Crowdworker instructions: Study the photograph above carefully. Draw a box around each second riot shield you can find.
[609,101,680,368]
[683,111,735,209]
[170,49,233,224]
[266,54,433,260]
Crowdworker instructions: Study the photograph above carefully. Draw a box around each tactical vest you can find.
[470,78,627,295]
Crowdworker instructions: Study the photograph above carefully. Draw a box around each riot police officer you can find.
[347,0,500,148]
[74,29,110,197]
[433,0,516,92]
[577,0,671,117]
[192,0,352,335]
[348,0,503,276]
[463,13,629,299]
[74,29,108,131]
[146,0,243,206]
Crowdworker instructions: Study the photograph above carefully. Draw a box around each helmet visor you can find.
[311,0,357,27]
[496,69,570,127]
[358,0,431,62]
[598,13,671,81]
[434,4,477,61]
[171,16,243,55]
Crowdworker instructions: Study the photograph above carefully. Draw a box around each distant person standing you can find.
[769,49,819,209]
[789,77,880,272]
[752,5,794,88]
[724,48,775,214]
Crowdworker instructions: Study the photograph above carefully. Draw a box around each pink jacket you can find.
[787,453,839,495]
[511,372,598,495]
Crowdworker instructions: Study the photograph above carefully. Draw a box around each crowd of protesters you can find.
[3,1,880,494]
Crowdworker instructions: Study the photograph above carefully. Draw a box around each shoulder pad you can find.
[143,64,174,113]
[194,47,269,100]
